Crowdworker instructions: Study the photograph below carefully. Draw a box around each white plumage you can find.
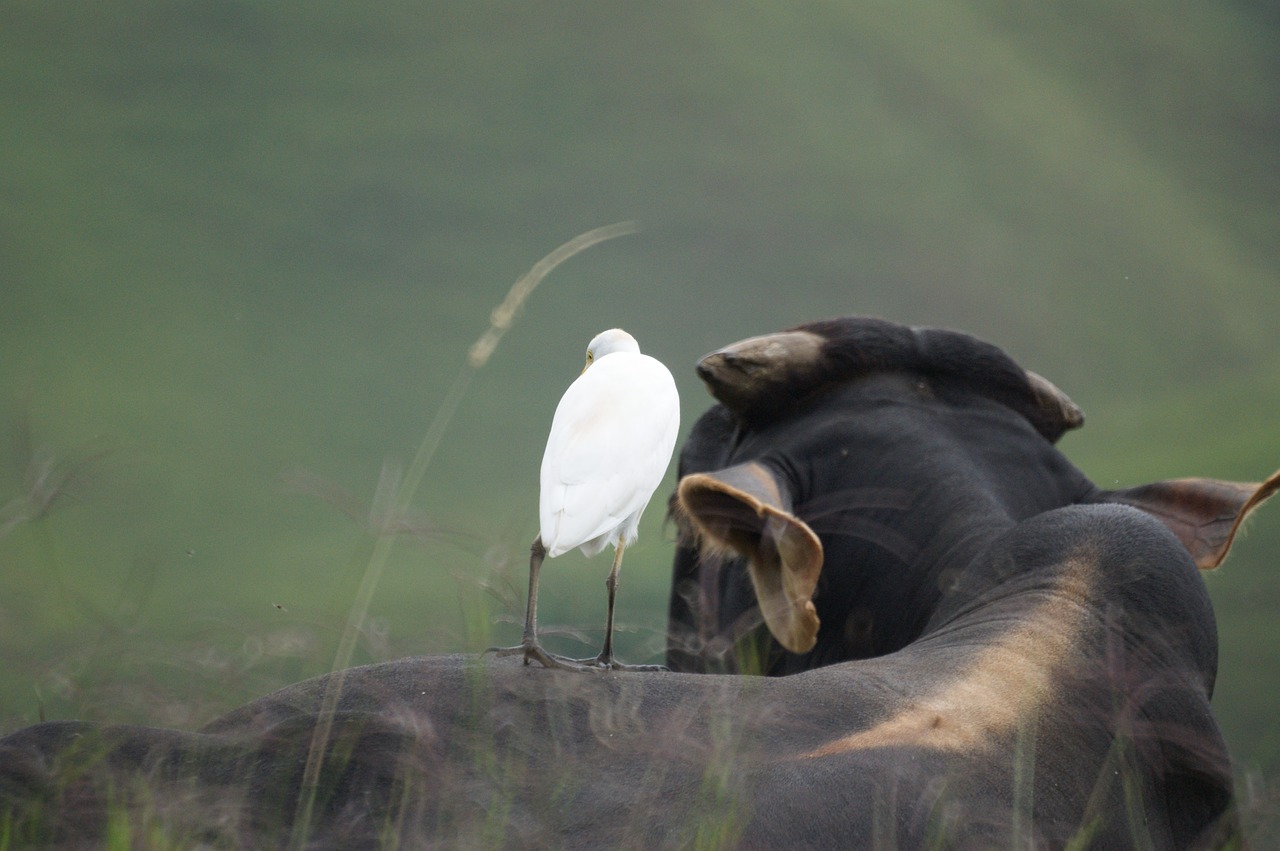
[540,330,680,558]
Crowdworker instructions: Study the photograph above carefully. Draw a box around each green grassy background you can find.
[2,0,1278,832]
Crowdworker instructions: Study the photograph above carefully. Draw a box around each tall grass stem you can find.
[288,222,638,849]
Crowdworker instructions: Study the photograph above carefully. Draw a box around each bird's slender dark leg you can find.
[521,536,546,648]
[486,536,588,670]
[589,540,666,672]
[595,540,625,666]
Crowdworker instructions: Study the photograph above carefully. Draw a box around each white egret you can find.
[490,328,679,671]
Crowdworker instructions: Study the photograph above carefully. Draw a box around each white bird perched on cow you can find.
[490,328,680,671]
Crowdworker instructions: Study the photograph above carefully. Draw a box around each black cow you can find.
[1,316,1275,849]
[665,316,1278,843]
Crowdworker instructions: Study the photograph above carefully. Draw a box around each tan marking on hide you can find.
[802,558,1094,758]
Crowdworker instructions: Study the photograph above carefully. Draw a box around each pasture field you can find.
[2,1,1278,842]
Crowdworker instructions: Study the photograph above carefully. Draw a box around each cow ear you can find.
[1102,469,1280,570]
[676,461,824,653]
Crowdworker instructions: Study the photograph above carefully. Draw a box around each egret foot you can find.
[558,651,669,672]
[485,642,666,673]
[485,640,594,671]
[598,657,669,673]
[485,535,600,671]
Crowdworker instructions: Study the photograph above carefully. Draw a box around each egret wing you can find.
[539,354,679,557]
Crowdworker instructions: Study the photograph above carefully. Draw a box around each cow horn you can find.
[696,331,825,415]
[676,461,824,653]
[1025,370,1085,437]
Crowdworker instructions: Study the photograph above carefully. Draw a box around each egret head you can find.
[583,328,640,372]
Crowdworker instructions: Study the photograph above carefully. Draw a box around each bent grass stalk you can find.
[288,221,639,848]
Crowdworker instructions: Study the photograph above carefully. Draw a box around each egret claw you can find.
[485,642,597,671]
[573,653,669,673]
[486,644,666,673]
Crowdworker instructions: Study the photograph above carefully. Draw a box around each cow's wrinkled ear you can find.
[676,462,824,653]
[1103,469,1280,570]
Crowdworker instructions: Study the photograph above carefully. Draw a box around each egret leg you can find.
[589,540,667,673]
[486,536,596,671]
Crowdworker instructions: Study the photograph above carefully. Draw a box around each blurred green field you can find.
[2,0,1278,837]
